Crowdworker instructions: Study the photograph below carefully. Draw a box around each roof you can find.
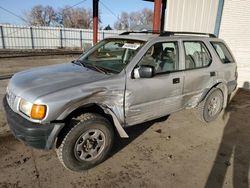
[107,34,158,41]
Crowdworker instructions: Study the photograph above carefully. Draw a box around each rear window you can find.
[211,42,234,64]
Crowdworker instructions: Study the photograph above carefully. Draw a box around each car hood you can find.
[8,63,110,101]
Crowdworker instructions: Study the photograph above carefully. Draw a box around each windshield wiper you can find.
[97,65,119,74]
[71,59,85,68]
[79,60,109,74]
[72,59,115,74]
[89,64,108,74]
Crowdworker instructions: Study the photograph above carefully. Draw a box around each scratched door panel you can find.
[125,72,184,126]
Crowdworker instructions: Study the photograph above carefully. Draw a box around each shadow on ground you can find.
[206,84,250,188]
[110,115,169,157]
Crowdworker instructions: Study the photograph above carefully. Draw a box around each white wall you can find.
[219,0,250,87]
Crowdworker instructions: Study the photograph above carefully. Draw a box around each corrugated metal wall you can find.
[164,0,219,33]
[219,0,250,87]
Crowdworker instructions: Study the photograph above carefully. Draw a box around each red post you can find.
[93,0,99,44]
[153,0,161,32]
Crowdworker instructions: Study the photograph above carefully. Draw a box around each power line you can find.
[61,0,88,12]
[0,6,28,23]
[99,0,121,21]
[0,0,88,45]
[0,0,88,24]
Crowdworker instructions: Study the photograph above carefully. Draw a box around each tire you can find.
[56,113,114,171]
[195,88,224,123]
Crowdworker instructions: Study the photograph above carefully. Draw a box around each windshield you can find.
[78,38,145,74]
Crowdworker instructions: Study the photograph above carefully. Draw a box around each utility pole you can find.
[153,0,161,32]
[93,0,99,44]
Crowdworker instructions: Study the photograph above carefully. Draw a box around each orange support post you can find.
[93,0,99,44]
[153,0,162,32]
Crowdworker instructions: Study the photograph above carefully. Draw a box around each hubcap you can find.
[207,96,221,117]
[74,129,105,161]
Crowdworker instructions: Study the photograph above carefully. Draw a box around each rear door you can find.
[125,41,184,126]
[181,40,216,106]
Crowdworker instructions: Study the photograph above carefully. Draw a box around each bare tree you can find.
[25,5,57,26]
[114,8,153,30]
[114,12,129,30]
[24,5,98,29]
[141,8,153,25]
[58,7,90,28]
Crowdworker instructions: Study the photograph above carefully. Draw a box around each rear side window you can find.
[211,42,234,63]
[184,41,211,69]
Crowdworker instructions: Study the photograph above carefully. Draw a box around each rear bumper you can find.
[227,80,237,94]
[3,96,64,150]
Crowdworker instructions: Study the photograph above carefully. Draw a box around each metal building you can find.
[164,0,250,88]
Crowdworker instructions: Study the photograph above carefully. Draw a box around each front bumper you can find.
[3,96,64,150]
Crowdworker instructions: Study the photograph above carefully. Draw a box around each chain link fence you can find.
[0,24,124,50]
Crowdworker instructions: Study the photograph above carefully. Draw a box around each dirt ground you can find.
[0,56,249,188]
[0,55,77,75]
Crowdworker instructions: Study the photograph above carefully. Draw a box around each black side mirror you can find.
[133,65,155,79]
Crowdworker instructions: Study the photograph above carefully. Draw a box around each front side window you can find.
[211,42,234,63]
[138,42,179,74]
[184,41,211,69]
[79,39,145,73]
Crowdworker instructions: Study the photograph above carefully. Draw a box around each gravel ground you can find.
[0,56,249,188]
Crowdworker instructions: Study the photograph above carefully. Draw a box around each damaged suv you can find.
[3,31,237,171]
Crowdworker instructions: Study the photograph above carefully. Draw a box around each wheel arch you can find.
[56,103,128,148]
[200,82,228,108]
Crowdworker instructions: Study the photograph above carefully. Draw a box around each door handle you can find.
[210,71,216,77]
[173,78,180,84]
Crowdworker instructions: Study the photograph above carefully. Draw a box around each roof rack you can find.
[119,30,160,35]
[160,31,216,38]
[119,30,216,38]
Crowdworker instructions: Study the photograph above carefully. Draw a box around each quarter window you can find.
[138,42,179,74]
[184,41,211,69]
[211,42,234,64]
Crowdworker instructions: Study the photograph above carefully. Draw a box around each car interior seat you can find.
[185,54,196,69]
[160,47,175,72]
[193,51,210,67]
[152,43,163,62]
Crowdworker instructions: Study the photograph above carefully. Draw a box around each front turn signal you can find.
[31,104,46,120]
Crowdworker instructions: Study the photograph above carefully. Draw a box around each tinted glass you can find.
[211,42,234,64]
[138,42,179,74]
[184,41,211,69]
[80,39,144,73]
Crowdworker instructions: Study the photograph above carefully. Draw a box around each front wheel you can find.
[196,89,224,122]
[56,113,114,171]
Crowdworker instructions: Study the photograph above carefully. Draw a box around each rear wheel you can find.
[56,113,114,171]
[196,89,224,122]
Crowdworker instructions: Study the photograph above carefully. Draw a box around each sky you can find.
[0,0,153,27]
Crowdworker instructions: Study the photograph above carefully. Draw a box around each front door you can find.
[125,41,184,126]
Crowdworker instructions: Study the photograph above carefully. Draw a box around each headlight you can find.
[19,98,46,120]
[19,99,33,116]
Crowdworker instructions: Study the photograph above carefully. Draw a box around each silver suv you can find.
[3,31,237,171]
